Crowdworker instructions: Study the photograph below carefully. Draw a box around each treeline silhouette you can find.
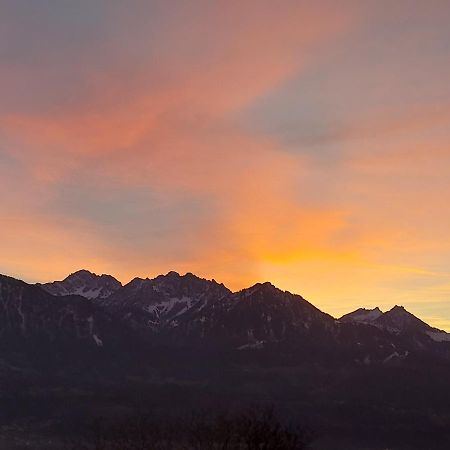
[75,407,313,450]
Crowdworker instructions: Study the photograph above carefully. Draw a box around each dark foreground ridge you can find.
[1,270,450,449]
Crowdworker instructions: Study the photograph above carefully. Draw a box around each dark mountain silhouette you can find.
[375,305,432,333]
[1,267,450,368]
[1,270,450,449]
[341,305,450,344]
[12,269,446,363]
[1,274,108,347]
[0,273,140,374]
[166,281,337,352]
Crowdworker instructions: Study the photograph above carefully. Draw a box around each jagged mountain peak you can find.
[102,271,231,329]
[238,281,282,297]
[153,270,218,284]
[64,269,118,283]
[340,304,450,344]
[67,269,94,277]
[149,271,229,295]
[340,307,383,324]
[389,305,407,313]
[161,270,181,279]
[383,305,416,318]
[254,281,278,290]
[374,305,431,333]
[40,269,122,300]
[196,281,336,347]
[0,274,111,348]
[128,276,148,284]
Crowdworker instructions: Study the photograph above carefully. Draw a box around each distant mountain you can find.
[38,270,450,355]
[102,271,230,332]
[375,305,431,333]
[0,273,143,375]
[0,270,448,369]
[169,281,337,348]
[39,269,122,299]
[340,305,450,344]
[1,274,109,349]
[101,274,450,361]
[97,274,340,354]
[340,307,382,324]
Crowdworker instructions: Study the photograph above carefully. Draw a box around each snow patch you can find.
[383,352,399,364]
[342,308,382,324]
[383,351,408,364]
[93,334,103,347]
[237,340,265,350]
[144,296,194,318]
[426,331,450,342]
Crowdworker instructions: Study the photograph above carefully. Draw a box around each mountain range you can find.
[1,269,449,368]
[2,269,450,449]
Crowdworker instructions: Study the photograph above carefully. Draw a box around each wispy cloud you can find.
[0,1,449,330]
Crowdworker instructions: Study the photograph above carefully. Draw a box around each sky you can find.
[1,0,450,330]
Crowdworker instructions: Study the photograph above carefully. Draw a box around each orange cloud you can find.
[1,2,450,330]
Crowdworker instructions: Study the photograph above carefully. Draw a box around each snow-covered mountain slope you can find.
[102,271,230,331]
[39,269,122,300]
[425,330,450,342]
[340,307,382,324]
[340,305,450,343]
[340,305,432,333]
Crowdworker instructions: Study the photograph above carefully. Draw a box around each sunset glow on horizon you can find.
[1,1,450,330]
